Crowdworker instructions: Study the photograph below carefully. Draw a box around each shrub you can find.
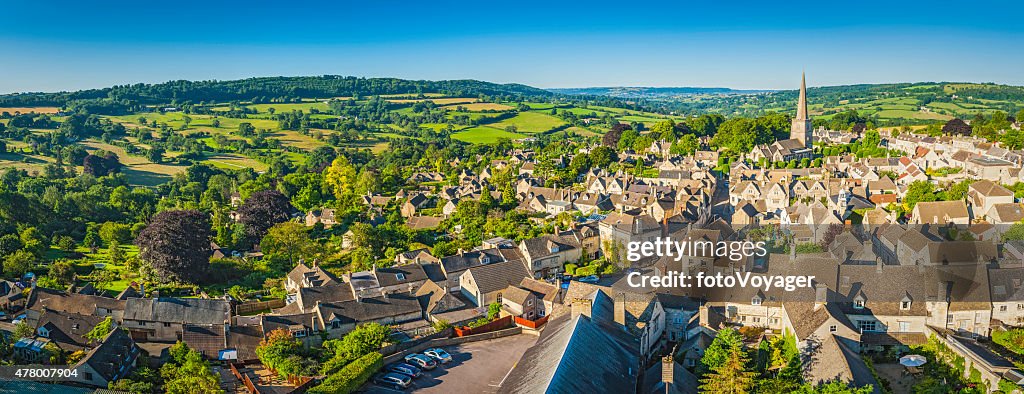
[574,265,599,277]
[563,263,577,275]
[992,329,1024,355]
[308,352,383,394]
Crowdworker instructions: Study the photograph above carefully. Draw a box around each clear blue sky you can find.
[2,0,1022,93]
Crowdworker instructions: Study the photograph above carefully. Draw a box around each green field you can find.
[491,111,566,133]
[452,126,525,143]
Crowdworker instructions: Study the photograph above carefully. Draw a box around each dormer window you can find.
[751,297,762,306]
[897,292,913,309]
[396,273,406,281]
[854,295,865,309]
[481,256,490,264]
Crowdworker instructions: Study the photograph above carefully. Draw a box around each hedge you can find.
[307,351,383,394]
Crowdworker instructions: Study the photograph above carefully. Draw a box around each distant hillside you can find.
[549,86,770,98]
[0,76,556,108]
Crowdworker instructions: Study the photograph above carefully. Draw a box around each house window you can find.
[527,299,533,306]
[899,321,911,332]
[854,299,865,309]
[496,293,502,303]
[947,314,954,324]
[752,317,761,323]
[85,372,93,381]
[857,320,878,332]
[829,325,837,332]
[139,321,147,326]
[1001,305,1008,312]
[751,297,761,306]
[163,322,171,327]
[900,301,910,310]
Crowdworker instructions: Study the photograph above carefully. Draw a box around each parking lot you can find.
[362,333,538,393]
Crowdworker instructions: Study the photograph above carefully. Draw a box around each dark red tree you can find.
[237,190,294,244]
[135,210,212,283]
[942,118,972,136]
[603,123,631,147]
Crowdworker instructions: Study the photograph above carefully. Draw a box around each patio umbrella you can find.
[899,354,927,367]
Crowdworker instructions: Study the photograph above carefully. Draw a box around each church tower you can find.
[791,72,813,148]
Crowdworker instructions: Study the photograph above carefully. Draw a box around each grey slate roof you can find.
[124,297,231,325]
[316,292,422,325]
[464,260,532,295]
[500,290,639,394]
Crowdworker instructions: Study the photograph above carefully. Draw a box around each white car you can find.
[423,348,452,364]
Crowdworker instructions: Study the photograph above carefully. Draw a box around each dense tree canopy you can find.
[237,189,294,243]
[135,210,212,283]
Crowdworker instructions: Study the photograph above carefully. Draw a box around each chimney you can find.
[698,305,710,327]
[875,257,883,273]
[814,283,827,310]
[614,293,627,327]
[571,298,593,319]
[937,281,949,303]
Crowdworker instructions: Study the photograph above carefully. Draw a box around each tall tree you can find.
[261,221,321,264]
[942,118,972,136]
[237,190,293,243]
[135,210,212,283]
[699,343,757,394]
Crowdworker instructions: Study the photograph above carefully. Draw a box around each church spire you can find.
[796,71,809,120]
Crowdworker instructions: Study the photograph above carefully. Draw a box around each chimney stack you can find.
[698,305,710,327]
[614,293,627,327]
[570,298,593,319]
[814,283,827,310]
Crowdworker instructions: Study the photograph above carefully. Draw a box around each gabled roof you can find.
[463,260,532,295]
[73,328,136,384]
[27,287,126,316]
[502,286,535,306]
[499,291,639,394]
[124,298,231,325]
[518,278,561,303]
[315,293,422,324]
[36,309,106,352]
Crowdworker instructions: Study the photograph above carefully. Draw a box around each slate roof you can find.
[181,324,227,359]
[463,260,532,295]
[27,287,126,316]
[502,286,534,306]
[36,309,106,352]
[124,298,231,325]
[315,293,422,325]
[518,278,561,303]
[375,264,430,288]
[803,334,880,393]
[989,267,1024,303]
[499,290,639,394]
[440,248,506,277]
[74,328,137,384]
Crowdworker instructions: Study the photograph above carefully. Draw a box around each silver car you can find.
[374,372,412,389]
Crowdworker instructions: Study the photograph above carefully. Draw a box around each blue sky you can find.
[2,0,1022,93]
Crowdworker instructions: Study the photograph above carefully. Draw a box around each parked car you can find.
[577,275,600,283]
[423,348,453,364]
[387,362,422,378]
[404,353,438,370]
[374,372,412,389]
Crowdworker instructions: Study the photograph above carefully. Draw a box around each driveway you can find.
[363,333,538,393]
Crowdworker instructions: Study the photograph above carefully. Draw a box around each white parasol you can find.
[899,354,927,367]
